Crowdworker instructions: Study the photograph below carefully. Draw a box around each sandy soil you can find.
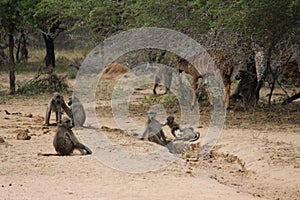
[0,69,300,200]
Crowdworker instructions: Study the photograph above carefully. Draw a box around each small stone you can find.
[0,137,5,143]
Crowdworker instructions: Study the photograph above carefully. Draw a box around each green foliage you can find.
[20,0,74,29]
[141,94,179,109]
[125,0,210,35]
[207,0,300,46]
[142,94,160,105]
[0,0,21,27]
[161,95,178,108]
[68,67,78,79]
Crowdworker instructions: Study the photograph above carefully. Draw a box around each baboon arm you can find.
[65,132,80,144]
[171,129,177,137]
[160,130,167,145]
[141,128,148,140]
[65,132,91,154]
[150,134,165,146]
[55,111,60,124]
[44,103,53,125]
[62,101,72,117]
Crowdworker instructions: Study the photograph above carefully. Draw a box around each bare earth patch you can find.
[0,70,299,200]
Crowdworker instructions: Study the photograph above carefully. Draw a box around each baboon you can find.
[176,50,233,109]
[44,92,72,126]
[141,110,168,146]
[153,66,173,95]
[231,70,258,108]
[68,96,86,127]
[173,127,200,142]
[167,127,200,154]
[149,49,172,95]
[39,117,92,156]
[162,115,180,138]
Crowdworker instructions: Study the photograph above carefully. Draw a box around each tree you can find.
[0,0,21,94]
[205,0,300,105]
[21,0,73,70]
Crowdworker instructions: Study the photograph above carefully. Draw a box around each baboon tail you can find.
[84,146,92,155]
[37,153,60,156]
[189,132,200,142]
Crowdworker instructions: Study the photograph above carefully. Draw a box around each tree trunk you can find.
[19,30,28,62]
[282,92,300,105]
[42,32,55,69]
[8,24,15,95]
[16,34,21,63]
[253,45,272,103]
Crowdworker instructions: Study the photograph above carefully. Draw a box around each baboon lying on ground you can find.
[231,70,258,109]
[167,127,200,154]
[163,115,200,142]
[162,115,180,138]
[141,110,168,146]
[39,117,92,156]
[44,92,72,126]
[173,127,200,142]
[68,96,86,127]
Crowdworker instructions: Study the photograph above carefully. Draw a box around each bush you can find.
[16,73,68,95]
[68,67,78,79]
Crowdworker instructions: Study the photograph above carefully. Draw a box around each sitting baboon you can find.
[231,70,258,108]
[141,110,168,146]
[162,115,180,138]
[44,92,72,126]
[53,117,92,156]
[68,96,86,127]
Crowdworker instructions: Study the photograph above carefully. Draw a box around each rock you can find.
[16,129,31,140]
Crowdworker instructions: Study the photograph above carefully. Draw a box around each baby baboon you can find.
[173,127,200,142]
[141,110,168,146]
[53,117,92,156]
[68,96,86,127]
[162,115,180,138]
[44,92,72,126]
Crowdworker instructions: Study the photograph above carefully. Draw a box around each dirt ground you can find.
[0,67,300,200]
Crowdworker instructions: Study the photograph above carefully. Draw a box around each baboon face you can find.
[53,94,63,111]
[61,117,73,128]
[235,71,243,80]
[68,96,80,106]
[166,116,174,124]
[148,110,157,121]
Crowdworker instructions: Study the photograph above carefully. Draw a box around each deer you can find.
[176,50,233,109]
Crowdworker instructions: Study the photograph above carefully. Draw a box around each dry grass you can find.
[28,48,88,63]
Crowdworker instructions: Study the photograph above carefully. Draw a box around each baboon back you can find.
[233,70,258,108]
[69,96,86,127]
[53,126,74,155]
[72,103,86,126]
